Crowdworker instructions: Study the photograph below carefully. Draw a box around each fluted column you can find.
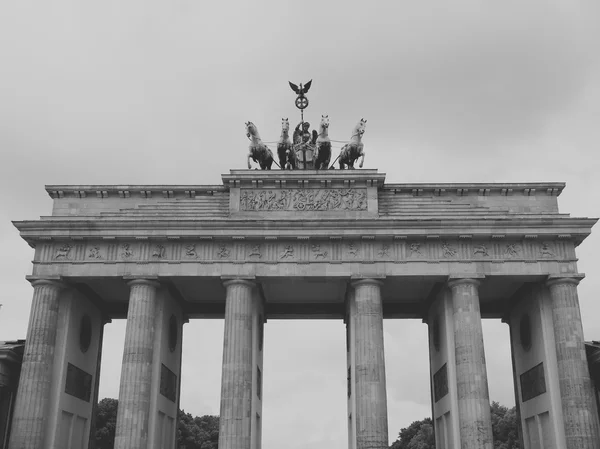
[351,279,388,449]
[547,275,600,449]
[218,279,255,449]
[448,277,493,449]
[114,279,160,449]
[8,279,63,449]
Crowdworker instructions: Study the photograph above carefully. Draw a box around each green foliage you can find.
[390,418,434,449]
[177,412,219,449]
[390,402,521,449]
[94,398,118,449]
[93,398,219,449]
[490,402,520,449]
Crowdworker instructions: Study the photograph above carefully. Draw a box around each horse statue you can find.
[277,118,297,170]
[314,115,331,170]
[246,121,274,170]
[338,118,367,169]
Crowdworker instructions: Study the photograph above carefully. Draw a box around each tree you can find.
[390,403,520,449]
[390,418,434,449]
[94,398,118,449]
[94,398,219,449]
[490,402,520,449]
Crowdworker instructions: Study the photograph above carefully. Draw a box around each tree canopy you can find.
[389,402,520,449]
[93,398,219,449]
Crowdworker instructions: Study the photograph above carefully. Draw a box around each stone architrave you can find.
[8,279,64,449]
[114,279,161,449]
[448,277,493,449]
[547,275,600,449]
[347,279,388,449]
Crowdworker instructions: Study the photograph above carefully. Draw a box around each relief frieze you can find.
[240,188,367,212]
[55,244,72,260]
[40,238,572,264]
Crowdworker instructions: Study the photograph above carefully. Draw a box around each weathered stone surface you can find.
[218,280,255,449]
[114,279,160,449]
[350,279,388,449]
[449,277,493,449]
[547,276,600,449]
[8,279,63,449]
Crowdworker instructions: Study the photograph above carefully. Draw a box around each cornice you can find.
[44,179,566,198]
[12,217,598,244]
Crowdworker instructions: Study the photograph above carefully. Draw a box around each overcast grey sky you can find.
[1,2,600,448]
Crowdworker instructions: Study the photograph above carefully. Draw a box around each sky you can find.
[1,1,600,448]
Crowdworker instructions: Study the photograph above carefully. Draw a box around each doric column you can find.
[448,277,493,449]
[218,279,256,449]
[114,279,160,449]
[547,275,600,449]
[8,278,64,449]
[350,279,388,449]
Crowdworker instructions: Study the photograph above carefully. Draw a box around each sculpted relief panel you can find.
[38,238,574,265]
[239,188,367,211]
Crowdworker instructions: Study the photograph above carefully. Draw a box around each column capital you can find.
[546,273,585,287]
[222,276,256,289]
[124,277,160,289]
[350,277,385,288]
[25,275,65,290]
[447,274,484,289]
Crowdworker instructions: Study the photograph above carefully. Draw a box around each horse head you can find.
[245,121,260,141]
[352,118,367,141]
[281,118,289,134]
[319,115,330,132]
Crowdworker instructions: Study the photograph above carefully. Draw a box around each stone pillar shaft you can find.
[218,280,255,449]
[8,279,63,449]
[352,279,388,449]
[449,278,493,449]
[114,279,160,449]
[547,277,600,449]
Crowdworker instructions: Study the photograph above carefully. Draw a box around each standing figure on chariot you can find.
[292,122,318,169]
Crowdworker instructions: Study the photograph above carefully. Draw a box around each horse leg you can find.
[278,149,286,170]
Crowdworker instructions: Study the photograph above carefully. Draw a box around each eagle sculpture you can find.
[289,80,312,96]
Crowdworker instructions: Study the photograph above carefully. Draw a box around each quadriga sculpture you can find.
[246,121,274,170]
[277,118,298,170]
[338,118,366,169]
[314,115,331,170]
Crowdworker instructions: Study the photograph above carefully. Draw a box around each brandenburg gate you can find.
[8,169,600,449]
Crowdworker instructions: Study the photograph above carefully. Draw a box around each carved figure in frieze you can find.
[378,244,391,258]
[245,121,274,170]
[277,118,297,170]
[185,244,198,258]
[280,245,294,259]
[442,242,457,258]
[217,245,231,259]
[311,244,328,259]
[473,244,489,257]
[121,244,133,259]
[505,244,520,258]
[152,245,166,259]
[540,242,554,258]
[248,244,262,258]
[338,119,366,169]
[347,242,359,258]
[240,189,292,211]
[409,243,423,257]
[314,115,331,170]
[240,188,367,212]
[88,246,102,259]
[55,244,72,260]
